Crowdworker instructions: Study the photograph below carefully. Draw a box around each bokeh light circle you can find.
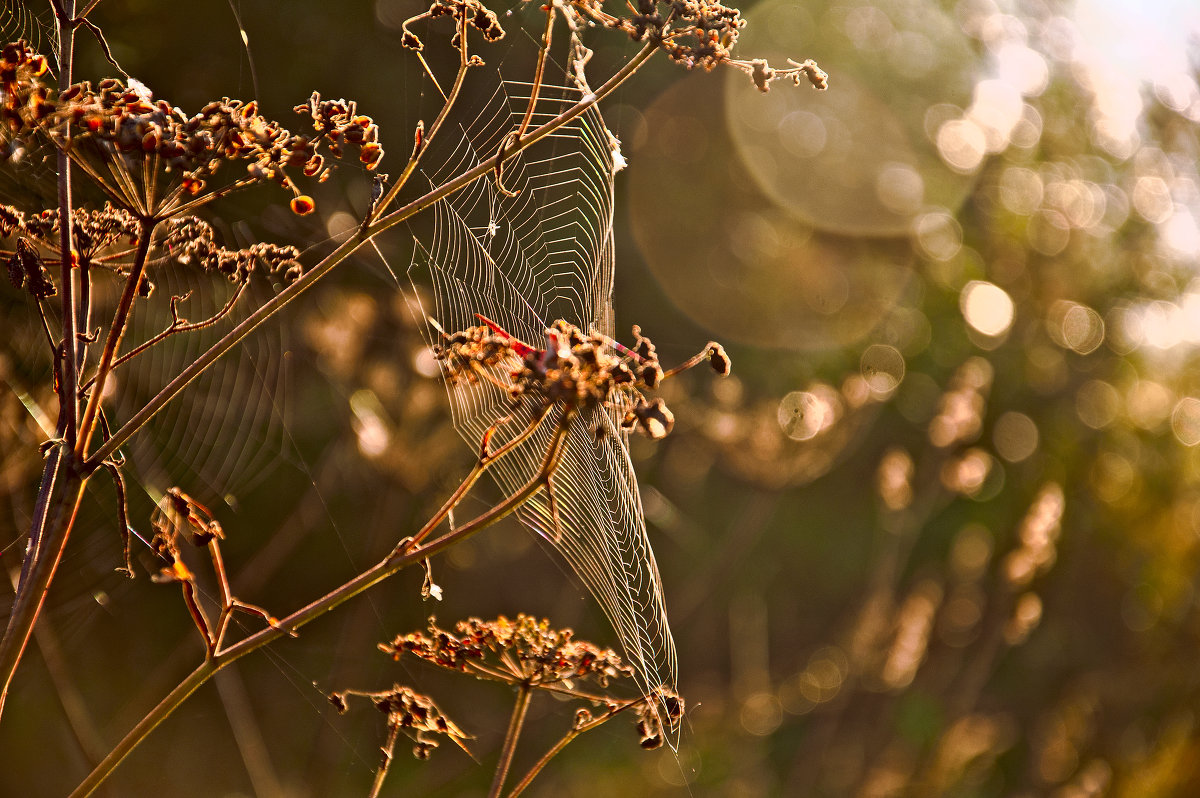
[628,78,915,350]
[960,281,1015,337]
[778,391,828,440]
[723,0,978,237]
[993,411,1039,462]
[860,344,906,395]
[1171,397,1200,446]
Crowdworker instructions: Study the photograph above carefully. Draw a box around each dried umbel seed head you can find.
[1,59,384,215]
[328,685,470,760]
[402,0,507,53]
[162,215,303,285]
[6,238,56,299]
[1,40,50,124]
[434,317,729,441]
[381,614,633,687]
[554,0,824,93]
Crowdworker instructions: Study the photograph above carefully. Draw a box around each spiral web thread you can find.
[1,1,58,64]
[408,76,678,714]
[0,3,60,209]
[116,273,291,513]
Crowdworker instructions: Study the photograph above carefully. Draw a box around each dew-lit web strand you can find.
[113,273,289,508]
[0,1,59,67]
[415,81,672,681]
[407,72,679,717]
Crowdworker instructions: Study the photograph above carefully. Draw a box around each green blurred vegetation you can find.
[3,0,1200,795]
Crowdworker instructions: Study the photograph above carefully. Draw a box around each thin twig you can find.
[491,4,554,198]
[516,3,556,140]
[78,282,248,395]
[395,402,554,555]
[367,721,404,798]
[505,698,644,798]
[369,6,473,224]
[75,254,92,405]
[75,216,156,461]
[35,297,58,354]
[168,175,259,218]
[488,684,533,798]
[101,461,134,577]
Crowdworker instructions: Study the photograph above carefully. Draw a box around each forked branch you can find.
[70,411,576,797]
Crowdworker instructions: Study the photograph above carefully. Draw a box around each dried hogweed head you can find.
[381,614,634,687]
[163,215,303,285]
[0,40,52,158]
[328,684,470,760]
[399,0,506,53]
[552,0,826,92]
[380,616,686,748]
[434,317,730,441]
[6,237,56,299]
[1,42,385,216]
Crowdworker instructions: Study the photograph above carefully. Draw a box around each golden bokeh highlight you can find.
[960,281,1014,337]
[993,411,1039,462]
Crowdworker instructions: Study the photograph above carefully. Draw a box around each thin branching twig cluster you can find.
[0,0,826,794]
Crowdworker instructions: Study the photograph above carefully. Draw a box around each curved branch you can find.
[78,281,248,396]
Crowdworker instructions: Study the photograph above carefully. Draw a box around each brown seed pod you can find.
[290,195,316,215]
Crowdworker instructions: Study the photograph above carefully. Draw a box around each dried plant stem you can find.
[56,0,79,451]
[0,212,155,716]
[0,468,87,719]
[505,699,639,798]
[78,282,248,395]
[70,413,575,797]
[367,720,404,798]
[370,7,469,222]
[398,404,555,556]
[488,684,533,798]
[75,216,155,460]
[516,3,556,140]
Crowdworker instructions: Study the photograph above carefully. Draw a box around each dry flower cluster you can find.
[3,39,382,218]
[436,317,730,440]
[382,613,633,687]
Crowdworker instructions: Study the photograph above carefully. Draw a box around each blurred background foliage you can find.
[3,0,1200,795]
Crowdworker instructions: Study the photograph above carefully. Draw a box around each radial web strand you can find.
[408,76,678,712]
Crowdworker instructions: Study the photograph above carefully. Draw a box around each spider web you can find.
[0,1,59,64]
[407,74,679,712]
[114,268,292,515]
[0,5,61,211]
